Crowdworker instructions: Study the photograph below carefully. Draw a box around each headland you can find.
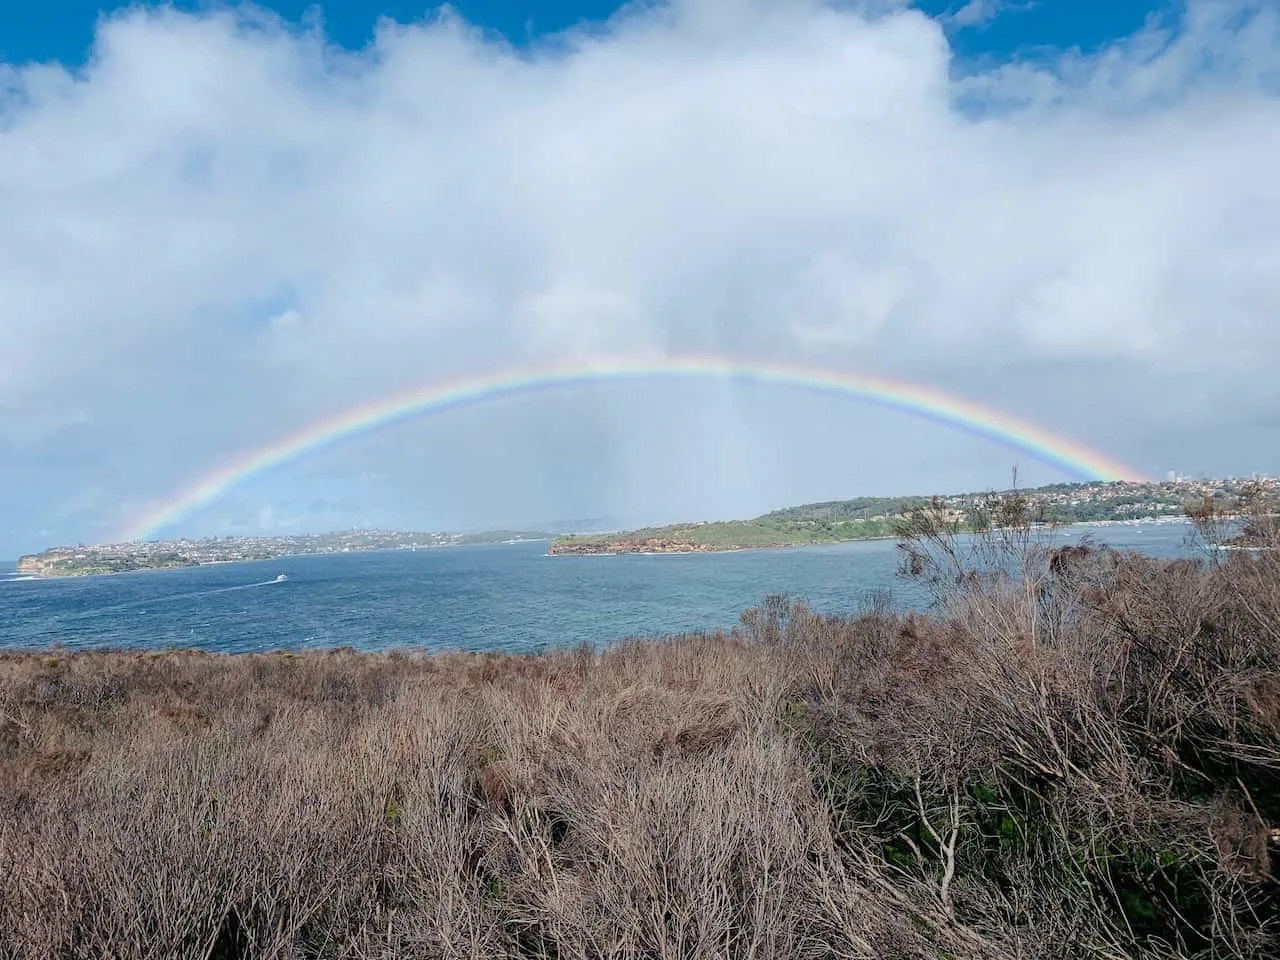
[548,477,1274,555]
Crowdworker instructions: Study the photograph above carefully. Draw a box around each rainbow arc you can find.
[123,356,1144,542]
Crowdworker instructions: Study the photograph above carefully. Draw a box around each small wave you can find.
[1,575,38,582]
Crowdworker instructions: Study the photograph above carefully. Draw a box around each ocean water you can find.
[0,522,1198,654]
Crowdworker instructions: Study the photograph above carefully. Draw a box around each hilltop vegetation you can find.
[2,499,1277,958]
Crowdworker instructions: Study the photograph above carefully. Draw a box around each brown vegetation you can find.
[1,500,1278,958]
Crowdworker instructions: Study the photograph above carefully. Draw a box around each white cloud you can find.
[1,0,1279,549]
[949,1,1007,28]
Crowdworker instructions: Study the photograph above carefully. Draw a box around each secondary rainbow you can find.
[122,356,1145,542]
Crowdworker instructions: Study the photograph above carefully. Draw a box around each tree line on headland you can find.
[1,487,1277,958]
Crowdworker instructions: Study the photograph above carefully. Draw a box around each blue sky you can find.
[2,1,1179,65]
[1,0,1278,555]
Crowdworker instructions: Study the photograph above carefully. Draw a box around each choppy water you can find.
[0,522,1197,654]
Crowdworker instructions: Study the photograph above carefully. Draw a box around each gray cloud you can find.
[1,0,1278,552]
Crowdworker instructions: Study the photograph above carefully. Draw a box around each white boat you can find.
[274,574,288,582]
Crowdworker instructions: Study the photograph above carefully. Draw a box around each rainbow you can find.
[122,356,1145,541]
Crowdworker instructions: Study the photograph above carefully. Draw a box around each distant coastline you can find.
[17,476,1274,575]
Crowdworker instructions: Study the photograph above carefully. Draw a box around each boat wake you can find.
[128,578,287,605]
[45,576,292,623]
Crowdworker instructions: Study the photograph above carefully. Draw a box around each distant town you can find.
[15,476,1278,575]
[16,529,552,577]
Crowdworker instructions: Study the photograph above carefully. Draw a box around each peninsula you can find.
[16,528,551,577]
[547,477,1277,555]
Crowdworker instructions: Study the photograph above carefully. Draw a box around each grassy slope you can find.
[550,491,956,552]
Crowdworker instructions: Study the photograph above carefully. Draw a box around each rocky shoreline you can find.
[547,537,725,556]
